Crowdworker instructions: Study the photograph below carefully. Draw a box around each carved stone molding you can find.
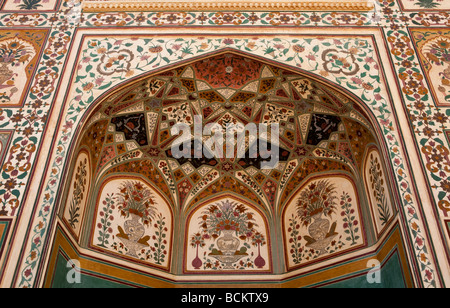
[81,0,375,13]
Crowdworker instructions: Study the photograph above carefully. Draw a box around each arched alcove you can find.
[282,173,366,271]
[184,194,272,273]
[87,175,174,270]
[53,50,406,286]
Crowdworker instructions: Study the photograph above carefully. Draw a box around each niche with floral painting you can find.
[90,176,173,270]
[282,174,365,270]
[0,30,47,106]
[185,196,271,273]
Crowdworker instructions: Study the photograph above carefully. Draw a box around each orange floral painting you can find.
[411,29,450,106]
[0,30,47,107]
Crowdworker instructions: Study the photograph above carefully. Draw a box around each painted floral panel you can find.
[92,177,173,270]
[62,151,91,239]
[283,175,364,270]
[363,149,394,236]
[0,29,48,107]
[185,197,270,272]
[411,29,450,106]
[15,32,440,288]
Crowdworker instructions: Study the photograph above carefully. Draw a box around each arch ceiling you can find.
[79,52,379,210]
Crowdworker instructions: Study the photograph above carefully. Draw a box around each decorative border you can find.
[81,0,375,13]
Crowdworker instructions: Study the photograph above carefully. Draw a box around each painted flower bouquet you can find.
[424,37,450,97]
[198,200,263,269]
[199,200,257,240]
[0,38,32,66]
[426,38,450,66]
[296,179,338,227]
[116,180,157,226]
[190,232,207,269]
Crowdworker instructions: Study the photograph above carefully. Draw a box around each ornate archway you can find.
[51,50,405,285]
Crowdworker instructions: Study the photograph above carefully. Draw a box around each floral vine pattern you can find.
[340,192,360,245]
[66,154,88,229]
[96,192,115,248]
[367,151,392,229]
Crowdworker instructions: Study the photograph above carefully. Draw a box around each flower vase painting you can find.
[0,36,35,105]
[92,178,173,270]
[186,198,270,272]
[411,30,450,106]
[283,176,365,270]
[422,36,450,105]
[398,0,450,10]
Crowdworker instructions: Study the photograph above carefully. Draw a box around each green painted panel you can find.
[51,252,133,288]
[321,252,406,288]
[0,219,11,258]
[50,247,406,288]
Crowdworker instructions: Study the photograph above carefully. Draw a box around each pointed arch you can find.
[50,41,409,284]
